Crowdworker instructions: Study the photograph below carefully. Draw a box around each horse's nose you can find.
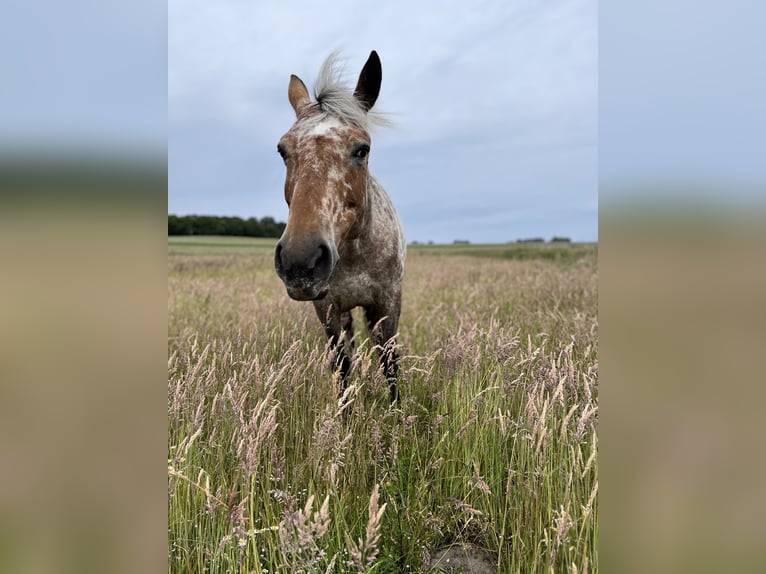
[275,238,335,283]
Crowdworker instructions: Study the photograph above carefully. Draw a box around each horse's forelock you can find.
[310,51,390,132]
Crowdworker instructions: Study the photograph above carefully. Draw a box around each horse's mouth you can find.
[285,284,329,301]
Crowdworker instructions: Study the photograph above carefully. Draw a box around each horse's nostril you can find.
[274,242,284,273]
[310,243,333,280]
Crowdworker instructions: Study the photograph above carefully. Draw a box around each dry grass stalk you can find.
[581,432,598,479]
[449,498,484,517]
[575,404,597,442]
[344,484,387,571]
[167,464,228,510]
[311,405,353,487]
[561,403,580,439]
[549,504,574,566]
[279,494,332,572]
[582,481,598,522]
[472,462,492,495]
[456,410,478,440]
[231,377,280,478]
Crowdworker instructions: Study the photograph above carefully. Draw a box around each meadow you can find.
[168,237,598,573]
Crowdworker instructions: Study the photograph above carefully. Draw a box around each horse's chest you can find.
[328,268,377,309]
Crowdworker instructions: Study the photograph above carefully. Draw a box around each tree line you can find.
[168,214,286,237]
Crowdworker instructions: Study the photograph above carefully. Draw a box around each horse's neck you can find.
[339,173,404,267]
[365,174,386,225]
[365,173,402,241]
[347,173,384,245]
[366,172,388,204]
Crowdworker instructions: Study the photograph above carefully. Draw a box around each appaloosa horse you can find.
[274,51,405,403]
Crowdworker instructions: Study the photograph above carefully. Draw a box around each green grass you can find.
[169,236,597,262]
[168,235,278,255]
[168,239,598,573]
[407,242,597,262]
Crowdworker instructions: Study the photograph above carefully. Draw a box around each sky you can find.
[168,0,598,243]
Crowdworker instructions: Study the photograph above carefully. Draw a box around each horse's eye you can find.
[353,145,370,160]
[277,144,288,161]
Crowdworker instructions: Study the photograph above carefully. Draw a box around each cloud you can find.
[169,0,598,242]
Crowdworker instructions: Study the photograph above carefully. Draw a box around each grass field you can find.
[168,237,598,573]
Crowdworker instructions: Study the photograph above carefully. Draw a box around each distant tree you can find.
[168,214,192,235]
[453,239,470,245]
[244,217,263,237]
[259,216,281,238]
[221,216,244,236]
[186,215,200,235]
[167,214,286,237]
[550,236,571,243]
[517,237,545,243]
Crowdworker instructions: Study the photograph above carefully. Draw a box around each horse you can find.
[274,51,406,404]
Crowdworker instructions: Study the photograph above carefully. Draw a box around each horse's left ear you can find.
[354,50,382,112]
[288,74,311,116]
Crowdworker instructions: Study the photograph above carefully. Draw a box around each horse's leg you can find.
[341,310,354,354]
[314,301,354,401]
[364,297,401,404]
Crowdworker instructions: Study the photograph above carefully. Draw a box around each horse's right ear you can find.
[288,74,311,115]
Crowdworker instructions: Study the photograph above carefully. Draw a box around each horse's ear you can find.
[354,50,382,112]
[288,74,311,116]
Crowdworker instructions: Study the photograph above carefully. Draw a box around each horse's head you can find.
[274,51,382,301]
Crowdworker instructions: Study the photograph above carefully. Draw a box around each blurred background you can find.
[601,1,766,572]
[0,1,167,573]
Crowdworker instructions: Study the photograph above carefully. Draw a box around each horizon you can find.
[166,212,596,244]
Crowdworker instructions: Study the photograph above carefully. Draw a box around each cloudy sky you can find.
[169,0,597,243]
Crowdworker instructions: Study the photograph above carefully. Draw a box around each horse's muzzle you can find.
[285,283,329,301]
[274,238,337,300]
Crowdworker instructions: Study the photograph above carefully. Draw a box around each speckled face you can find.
[274,110,372,301]
[279,113,371,245]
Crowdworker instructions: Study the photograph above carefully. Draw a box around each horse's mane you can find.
[312,51,390,131]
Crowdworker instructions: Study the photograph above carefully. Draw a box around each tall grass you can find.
[168,245,598,573]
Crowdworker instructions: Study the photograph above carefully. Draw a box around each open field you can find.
[168,239,598,573]
[168,236,597,261]
[169,236,279,255]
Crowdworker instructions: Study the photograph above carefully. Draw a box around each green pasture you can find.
[168,236,596,262]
